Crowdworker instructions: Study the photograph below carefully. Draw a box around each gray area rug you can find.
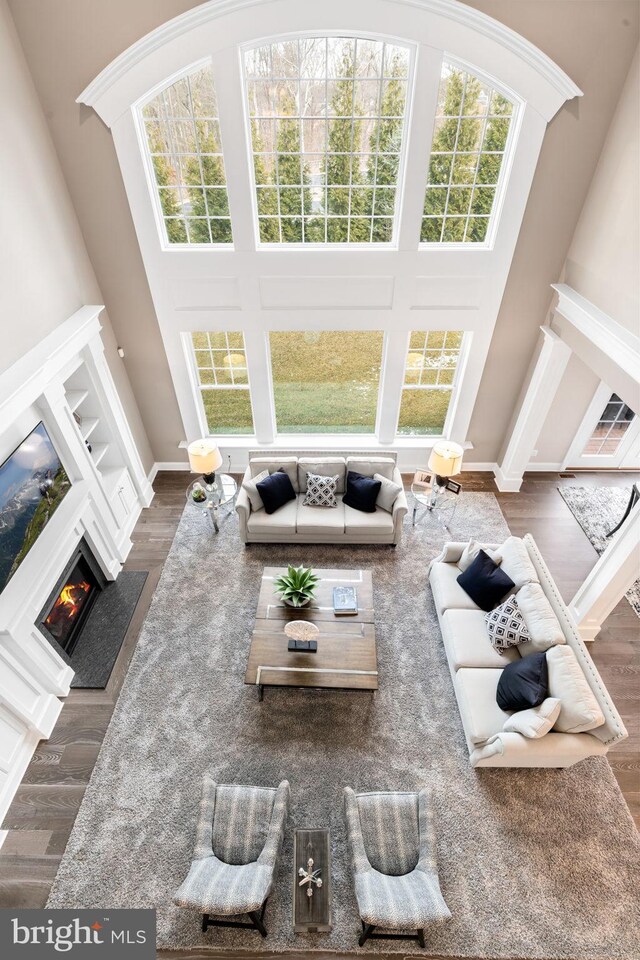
[47,498,640,958]
[46,571,149,688]
[558,485,640,618]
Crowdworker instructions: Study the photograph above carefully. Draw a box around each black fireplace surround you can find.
[38,539,107,655]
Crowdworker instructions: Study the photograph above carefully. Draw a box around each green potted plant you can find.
[274,565,320,608]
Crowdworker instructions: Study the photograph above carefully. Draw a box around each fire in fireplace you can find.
[38,540,106,655]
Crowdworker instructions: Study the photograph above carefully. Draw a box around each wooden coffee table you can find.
[245,567,377,700]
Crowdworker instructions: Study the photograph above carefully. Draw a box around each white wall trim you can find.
[77,0,581,125]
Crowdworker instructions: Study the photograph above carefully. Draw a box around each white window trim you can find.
[563,381,640,469]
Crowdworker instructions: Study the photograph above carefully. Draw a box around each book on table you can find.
[333,586,358,615]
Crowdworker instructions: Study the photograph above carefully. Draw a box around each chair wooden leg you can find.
[418,928,426,948]
[201,914,209,932]
[248,909,267,938]
[359,922,376,946]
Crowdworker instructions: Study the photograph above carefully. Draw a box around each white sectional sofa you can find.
[236,450,408,545]
[429,534,628,767]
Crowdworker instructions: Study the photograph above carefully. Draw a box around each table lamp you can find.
[188,438,223,487]
[427,441,464,508]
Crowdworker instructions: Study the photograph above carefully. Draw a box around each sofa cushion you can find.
[455,669,511,744]
[496,651,548,711]
[441,609,520,671]
[247,497,298,536]
[430,562,481,614]
[499,536,540,590]
[256,469,296,515]
[457,550,515,612]
[344,502,394,536]
[343,471,381,513]
[515,581,565,653]
[375,473,403,513]
[250,457,299,493]
[303,472,339,508]
[298,457,346,494]
[458,539,502,573]
[546,645,605,733]
[242,469,269,512]
[296,498,345,535]
[484,596,530,655]
[346,456,395,480]
[503,698,561,739]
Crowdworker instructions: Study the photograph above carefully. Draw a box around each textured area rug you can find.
[47,498,640,958]
[558,485,640,618]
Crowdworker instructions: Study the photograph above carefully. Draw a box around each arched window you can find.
[421,62,516,244]
[140,64,233,245]
[243,36,411,244]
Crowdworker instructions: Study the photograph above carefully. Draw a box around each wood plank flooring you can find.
[1,470,638,954]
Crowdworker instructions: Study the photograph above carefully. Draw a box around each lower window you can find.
[397,330,465,435]
[269,331,384,433]
[191,332,254,434]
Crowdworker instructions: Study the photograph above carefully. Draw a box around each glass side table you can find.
[411,481,459,532]
[186,473,237,533]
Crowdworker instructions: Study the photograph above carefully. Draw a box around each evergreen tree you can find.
[184,121,231,243]
[324,49,365,242]
[148,131,186,244]
[365,53,406,242]
[274,94,311,242]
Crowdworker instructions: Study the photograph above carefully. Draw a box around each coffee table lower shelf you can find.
[254,664,378,700]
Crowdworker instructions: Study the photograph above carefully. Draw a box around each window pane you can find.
[141,66,233,246]
[245,37,411,244]
[581,393,636,457]
[421,62,515,244]
[190,333,254,434]
[397,330,464,435]
[269,331,383,432]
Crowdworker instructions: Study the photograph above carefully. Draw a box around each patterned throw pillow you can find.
[303,472,339,508]
[484,596,530,655]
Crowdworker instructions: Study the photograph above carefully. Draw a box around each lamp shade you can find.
[428,441,464,478]
[188,438,223,476]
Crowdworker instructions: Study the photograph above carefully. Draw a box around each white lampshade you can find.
[188,438,223,476]
[428,441,464,478]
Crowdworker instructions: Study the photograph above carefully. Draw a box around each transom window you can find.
[191,333,253,433]
[141,65,233,245]
[269,331,384,431]
[582,394,636,456]
[397,331,465,434]
[421,62,515,244]
[244,37,411,244]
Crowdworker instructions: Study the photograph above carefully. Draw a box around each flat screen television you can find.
[0,422,71,592]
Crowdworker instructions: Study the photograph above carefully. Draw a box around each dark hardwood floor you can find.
[1,469,638,952]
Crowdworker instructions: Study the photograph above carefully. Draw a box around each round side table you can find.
[411,481,459,532]
[186,473,237,533]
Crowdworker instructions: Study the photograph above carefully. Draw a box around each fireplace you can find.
[38,540,107,655]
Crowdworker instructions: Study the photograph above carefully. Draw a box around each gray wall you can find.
[0,0,154,473]
[5,0,640,465]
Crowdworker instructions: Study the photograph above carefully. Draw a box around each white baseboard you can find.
[148,461,189,483]
[493,464,522,493]
[0,730,41,826]
[461,462,498,472]
[525,462,564,472]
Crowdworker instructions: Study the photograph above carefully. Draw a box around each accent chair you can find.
[343,787,451,948]
[174,777,290,936]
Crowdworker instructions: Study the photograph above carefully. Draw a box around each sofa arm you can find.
[429,542,468,568]
[236,483,250,543]
[470,731,608,768]
[391,469,408,545]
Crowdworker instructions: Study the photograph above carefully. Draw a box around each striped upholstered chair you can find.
[343,787,451,948]
[174,777,290,936]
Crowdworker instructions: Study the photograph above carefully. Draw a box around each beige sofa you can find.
[236,450,408,545]
[429,534,628,767]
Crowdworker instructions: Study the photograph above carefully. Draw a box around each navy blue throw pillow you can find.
[342,471,382,513]
[256,468,296,515]
[456,549,515,612]
[496,651,549,711]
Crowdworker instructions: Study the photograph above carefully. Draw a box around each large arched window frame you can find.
[79,0,581,460]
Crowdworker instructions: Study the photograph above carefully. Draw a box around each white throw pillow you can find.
[516,582,565,653]
[374,473,402,513]
[303,472,339,508]
[484,596,530,655]
[242,469,269,512]
[503,698,561,739]
[499,536,540,590]
[546,645,605,733]
[458,539,502,572]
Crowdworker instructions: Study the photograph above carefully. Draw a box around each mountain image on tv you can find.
[0,422,71,592]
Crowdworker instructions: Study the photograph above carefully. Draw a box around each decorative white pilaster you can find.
[494,327,572,492]
[569,502,640,641]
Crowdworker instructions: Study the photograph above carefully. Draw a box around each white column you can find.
[494,327,571,492]
[569,502,640,641]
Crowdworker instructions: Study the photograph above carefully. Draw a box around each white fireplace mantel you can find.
[0,306,153,823]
